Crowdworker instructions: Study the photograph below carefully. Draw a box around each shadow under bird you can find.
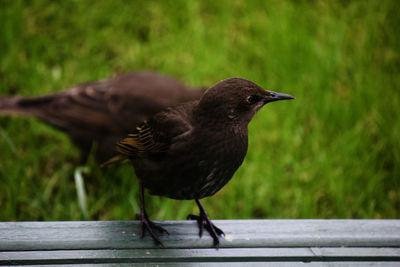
[115,77,294,248]
[0,71,205,162]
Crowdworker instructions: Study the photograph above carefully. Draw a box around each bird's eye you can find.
[246,95,259,104]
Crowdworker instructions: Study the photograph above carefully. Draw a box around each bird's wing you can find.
[116,102,195,158]
[116,121,168,157]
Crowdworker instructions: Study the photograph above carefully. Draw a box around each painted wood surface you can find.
[0,220,399,265]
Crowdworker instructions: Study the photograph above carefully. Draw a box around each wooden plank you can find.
[1,220,399,250]
[1,220,399,265]
[1,248,399,265]
[8,263,400,267]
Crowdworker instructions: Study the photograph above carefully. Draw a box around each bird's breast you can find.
[173,131,247,199]
[138,127,248,200]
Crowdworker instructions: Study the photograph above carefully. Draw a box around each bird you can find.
[0,71,205,162]
[115,77,294,248]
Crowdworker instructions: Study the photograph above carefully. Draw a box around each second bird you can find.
[0,71,205,162]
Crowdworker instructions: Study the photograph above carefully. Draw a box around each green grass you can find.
[1,0,399,221]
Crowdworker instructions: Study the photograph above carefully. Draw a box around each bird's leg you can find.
[187,199,225,248]
[137,181,169,248]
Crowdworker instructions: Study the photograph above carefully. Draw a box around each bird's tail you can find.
[0,96,28,116]
[100,154,129,168]
[0,94,59,121]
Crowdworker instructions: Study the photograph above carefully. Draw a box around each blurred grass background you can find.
[0,0,399,221]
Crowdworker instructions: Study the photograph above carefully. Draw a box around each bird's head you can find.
[195,78,294,125]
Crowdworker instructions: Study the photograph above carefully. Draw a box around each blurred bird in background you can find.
[0,71,205,163]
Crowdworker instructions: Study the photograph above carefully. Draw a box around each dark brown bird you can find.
[116,77,294,247]
[0,71,205,162]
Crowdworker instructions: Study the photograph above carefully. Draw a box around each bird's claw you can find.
[187,213,225,247]
[136,213,169,248]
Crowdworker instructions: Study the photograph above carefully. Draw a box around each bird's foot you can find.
[136,213,169,248]
[187,213,225,248]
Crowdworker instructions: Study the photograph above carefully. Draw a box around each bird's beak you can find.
[264,90,295,103]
